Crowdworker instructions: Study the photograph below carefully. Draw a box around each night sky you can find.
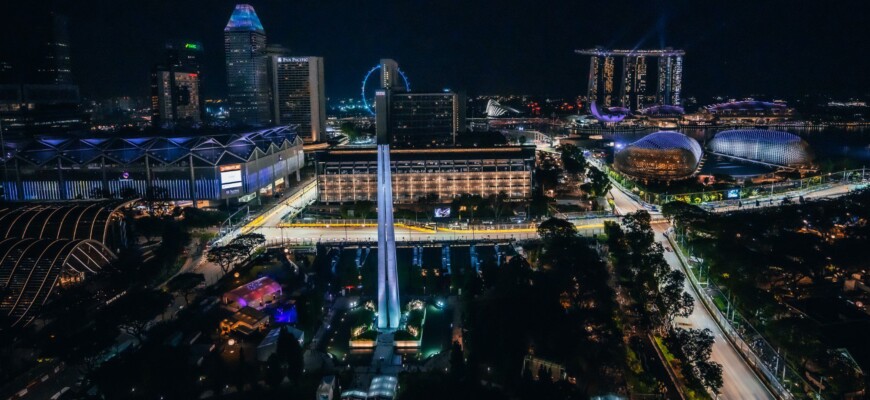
[4,0,869,100]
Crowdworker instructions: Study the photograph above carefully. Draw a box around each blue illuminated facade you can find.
[0,126,304,203]
[224,4,271,125]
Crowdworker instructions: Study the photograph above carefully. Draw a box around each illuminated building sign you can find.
[277,57,309,63]
[220,164,243,197]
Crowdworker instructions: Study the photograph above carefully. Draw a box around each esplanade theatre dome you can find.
[614,131,702,180]
[707,129,812,167]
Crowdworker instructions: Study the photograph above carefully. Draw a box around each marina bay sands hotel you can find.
[576,47,684,110]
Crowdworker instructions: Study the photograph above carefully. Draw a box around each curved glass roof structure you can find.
[614,131,702,180]
[0,238,114,327]
[0,201,126,328]
[708,129,812,167]
[628,131,702,160]
[0,202,127,248]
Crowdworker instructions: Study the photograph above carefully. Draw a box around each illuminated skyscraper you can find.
[578,48,684,110]
[657,54,682,107]
[375,89,401,330]
[269,56,326,142]
[150,68,201,127]
[380,59,406,93]
[224,4,270,126]
[38,13,72,85]
[151,41,203,127]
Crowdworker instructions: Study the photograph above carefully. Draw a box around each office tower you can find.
[150,68,201,127]
[0,12,83,136]
[380,59,406,93]
[577,48,684,110]
[224,4,270,126]
[375,89,400,330]
[620,56,650,110]
[151,41,203,127]
[166,41,204,75]
[657,54,682,107]
[635,57,648,108]
[269,56,326,142]
[386,91,466,145]
[37,13,73,85]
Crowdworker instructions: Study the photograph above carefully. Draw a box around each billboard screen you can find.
[727,189,740,199]
[434,207,451,218]
[220,164,242,190]
[220,164,243,198]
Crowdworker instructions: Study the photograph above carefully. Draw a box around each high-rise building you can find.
[268,56,326,142]
[379,59,405,92]
[150,69,201,127]
[37,13,73,85]
[166,41,204,74]
[577,48,684,110]
[657,55,683,107]
[376,90,466,145]
[224,4,270,126]
[0,12,84,136]
[151,41,203,127]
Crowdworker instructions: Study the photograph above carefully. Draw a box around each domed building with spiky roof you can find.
[707,129,812,168]
[614,131,703,180]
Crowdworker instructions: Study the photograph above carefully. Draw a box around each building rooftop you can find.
[2,125,300,167]
[317,146,535,163]
[625,131,703,161]
[225,277,282,307]
[224,4,264,33]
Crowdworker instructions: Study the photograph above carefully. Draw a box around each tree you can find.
[673,328,715,365]
[236,347,247,392]
[107,290,172,343]
[182,207,228,229]
[449,341,466,380]
[340,121,362,143]
[89,186,112,199]
[145,186,170,216]
[586,165,611,197]
[661,201,707,226]
[353,200,375,220]
[207,243,249,275]
[489,192,509,221]
[537,217,577,242]
[277,327,304,382]
[231,233,266,252]
[658,270,694,328]
[696,360,723,394]
[119,186,139,199]
[623,211,654,258]
[166,272,205,305]
[558,144,586,175]
[265,353,284,388]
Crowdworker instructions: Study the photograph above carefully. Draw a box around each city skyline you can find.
[2,1,869,100]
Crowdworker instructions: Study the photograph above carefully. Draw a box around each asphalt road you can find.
[610,187,775,400]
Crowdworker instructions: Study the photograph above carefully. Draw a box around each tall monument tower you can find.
[375,89,401,330]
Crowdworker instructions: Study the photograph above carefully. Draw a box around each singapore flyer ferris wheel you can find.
[360,64,411,115]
